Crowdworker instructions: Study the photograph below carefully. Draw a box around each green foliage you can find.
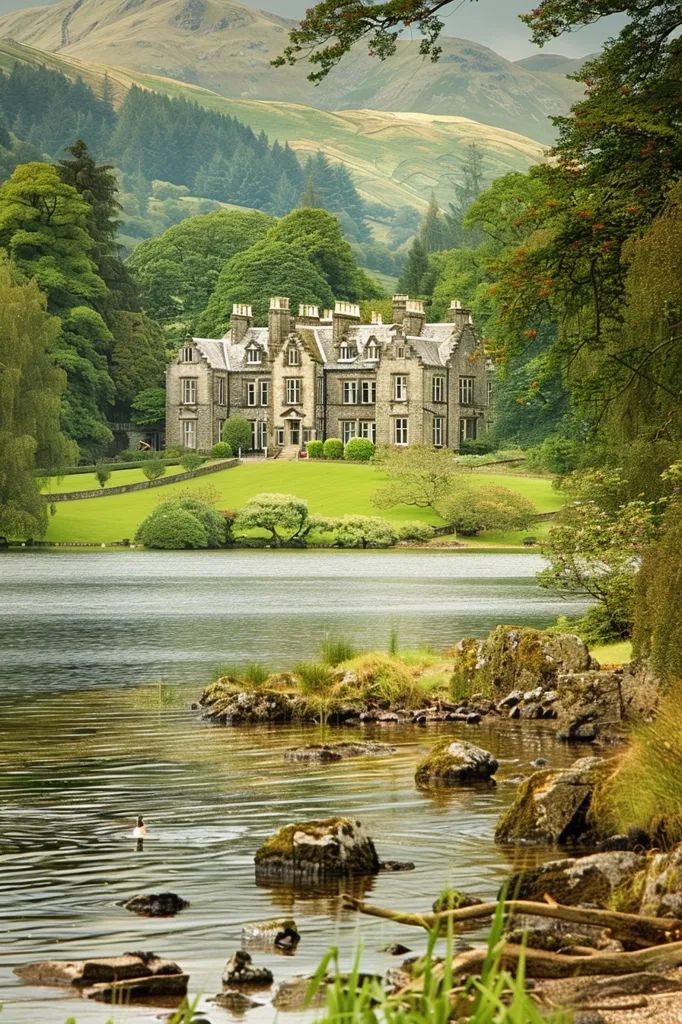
[211,441,233,459]
[179,452,203,472]
[294,660,334,695]
[437,485,535,536]
[135,505,208,549]
[394,521,436,542]
[265,207,376,301]
[94,464,111,489]
[388,628,399,657]
[596,685,682,844]
[525,437,581,476]
[131,386,166,426]
[222,416,252,454]
[344,438,375,462]
[109,311,166,412]
[538,498,658,640]
[323,438,343,460]
[142,459,166,482]
[234,492,313,546]
[135,496,225,549]
[0,161,114,459]
[633,488,682,681]
[320,637,357,667]
[0,261,75,539]
[373,445,457,512]
[328,514,397,548]
[127,209,274,322]
[198,239,334,333]
[306,440,324,459]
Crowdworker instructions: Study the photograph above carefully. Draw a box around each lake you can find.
[0,550,587,1022]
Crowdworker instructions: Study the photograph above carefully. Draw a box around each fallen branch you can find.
[341,895,682,948]
[396,940,682,996]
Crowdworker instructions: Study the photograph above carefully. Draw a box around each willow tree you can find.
[0,262,75,540]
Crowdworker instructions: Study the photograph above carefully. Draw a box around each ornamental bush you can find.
[323,437,343,460]
[135,506,209,549]
[135,497,226,549]
[437,485,535,535]
[179,452,204,472]
[222,415,252,453]
[306,440,324,459]
[344,438,375,461]
[142,459,166,481]
[394,521,436,542]
[211,441,233,458]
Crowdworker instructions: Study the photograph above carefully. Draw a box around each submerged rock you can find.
[222,951,273,988]
[15,952,188,1003]
[495,756,608,845]
[272,975,326,1011]
[242,917,300,950]
[119,892,189,917]
[285,741,395,763]
[432,888,483,913]
[254,817,381,880]
[506,851,646,907]
[415,740,498,787]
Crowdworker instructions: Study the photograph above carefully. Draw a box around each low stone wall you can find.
[44,459,239,502]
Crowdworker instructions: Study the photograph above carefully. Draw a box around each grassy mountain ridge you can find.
[0,38,546,212]
[0,0,584,143]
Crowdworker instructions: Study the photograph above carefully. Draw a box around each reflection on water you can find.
[0,551,588,1023]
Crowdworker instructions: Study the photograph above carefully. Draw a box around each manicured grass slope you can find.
[44,462,561,544]
[42,465,183,493]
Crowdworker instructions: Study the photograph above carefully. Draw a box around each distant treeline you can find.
[0,64,369,236]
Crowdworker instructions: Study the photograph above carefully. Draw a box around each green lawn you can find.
[41,464,183,493]
[590,640,633,666]
[43,461,563,545]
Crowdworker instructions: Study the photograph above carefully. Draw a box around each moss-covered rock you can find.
[452,627,592,700]
[284,741,395,763]
[254,817,381,879]
[415,740,498,788]
[241,918,300,950]
[495,756,609,844]
[639,844,682,917]
[506,851,646,908]
[200,687,296,725]
[432,888,483,913]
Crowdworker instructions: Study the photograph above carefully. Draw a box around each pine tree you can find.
[398,237,428,295]
[419,192,447,253]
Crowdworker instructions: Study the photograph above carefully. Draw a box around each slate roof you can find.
[190,321,472,371]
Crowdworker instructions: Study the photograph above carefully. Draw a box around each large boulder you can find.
[555,670,627,742]
[415,740,498,787]
[14,952,187,1003]
[254,817,381,880]
[200,687,296,725]
[506,851,646,908]
[495,756,608,844]
[452,627,593,697]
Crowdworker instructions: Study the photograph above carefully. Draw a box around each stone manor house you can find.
[166,295,491,454]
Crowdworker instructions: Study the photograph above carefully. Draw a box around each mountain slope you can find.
[0,0,584,143]
[0,38,546,212]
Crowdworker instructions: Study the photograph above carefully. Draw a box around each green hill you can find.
[0,39,545,212]
[0,0,584,144]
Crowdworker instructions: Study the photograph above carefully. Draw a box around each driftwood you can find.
[396,940,682,995]
[342,895,682,948]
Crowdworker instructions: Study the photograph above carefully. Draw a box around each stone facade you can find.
[166,295,492,453]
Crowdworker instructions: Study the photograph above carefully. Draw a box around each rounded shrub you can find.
[179,451,204,472]
[344,438,375,462]
[323,437,343,460]
[211,441,233,459]
[306,440,324,459]
[135,506,209,549]
[142,458,166,481]
[395,521,436,542]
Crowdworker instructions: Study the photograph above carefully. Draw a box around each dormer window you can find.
[339,343,357,362]
[246,346,261,364]
[181,345,194,363]
[287,347,301,366]
[366,342,379,361]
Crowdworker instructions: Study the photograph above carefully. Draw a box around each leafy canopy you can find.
[372,444,458,512]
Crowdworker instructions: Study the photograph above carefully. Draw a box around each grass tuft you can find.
[294,661,335,695]
[320,637,357,666]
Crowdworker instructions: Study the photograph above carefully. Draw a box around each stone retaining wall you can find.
[44,459,239,502]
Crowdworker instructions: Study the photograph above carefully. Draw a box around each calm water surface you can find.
[0,551,587,1023]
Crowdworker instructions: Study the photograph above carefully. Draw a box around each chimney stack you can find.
[297,304,320,326]
[392,293,409,325]
[371,311,383,325]
[230,303,253,343]
[321,309,334,324]
[447,299,473,332]
[268,296,291,348]
[332,301,361,344]
[403,299,425,336]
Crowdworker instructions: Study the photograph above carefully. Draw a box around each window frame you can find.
[285,377,302,405]
[246,346,262,365]
[260,380,269,407]
[341,420,358,445]
[433,415,444,448]
[287,347,301,366]
[393,417,408,446]
[342,380,359,405]
[432,375,445,403]
[393,374,407,402]
[361,380,376,404]
[459,376,475,406]
[246,381,257,407]
[182,419,197,449]
[181,345,194,363]
[181,378,197,405]
[359,420,376,443]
